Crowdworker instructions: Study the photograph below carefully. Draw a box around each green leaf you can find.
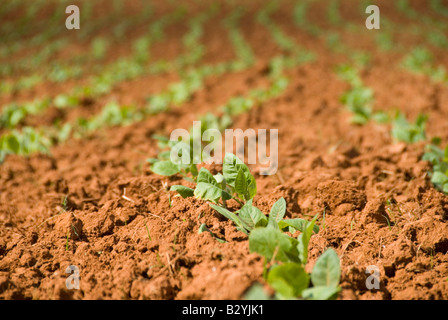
[6,135,20,154]
[10,110,25,127]
[267,263,309,299]
[223,153,246,186]
[244,283,271,300]
[214,173,224,184]
[249,227,299,263]
[222,153,257,199]
[350,113,369,125]
[197,167,218,186]
[431,171,448,185]
[235,169,247,197]
[210,204,249,235]
[239,200,268,230]
[372,111,390,124]
[151,161,180,176]
[278,218,319,234]
[297,215,318,264]
[267,197,286,229]
[170,185,194,198]
[302,286,340,300]
[269,197,287,222]
[194,182,222,203]
[311,248,341,288]
[443,183,448,194]
[246,175,257,200]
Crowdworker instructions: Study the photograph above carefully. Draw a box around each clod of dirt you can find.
[402,217,448,254]
[382,238,416,268]
[0,240,6,256]
[53,212,83,240]
[82,201,117,237]
[19,251,37,267]
[317,180,367,215]
[0,272,9,294]
[130,276,179,300]
[361,197,390,226]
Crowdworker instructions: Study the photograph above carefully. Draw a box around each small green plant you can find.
[391,112,427,143]
[248,208,340,300]
[78,102,142,132]
[169,153,257,211]
[375,33,394,52]
[338,65,390,125]
[423,143,448,194]
[340,86,374,125]
[91,37,110,60]
[0,127,52,162]
[401,47,434,75]
[0,99,50,129]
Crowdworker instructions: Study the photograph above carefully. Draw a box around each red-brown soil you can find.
[0,0,447,300]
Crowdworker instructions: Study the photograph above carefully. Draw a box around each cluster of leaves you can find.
[146,70,206,114]
[47,63,83,83]
[77,102,142,133]
[148,108,232,174]
[91,37,110,61]
[402,47,434,74]
[337,65,389,125]
[0,93,81,131]
[0,74,43,95]
[153,153,341,300]
[375,33,395,52]
[391,112,428,144]
[401,47,448,83]
[249,219,341,300]
[0,127,51,162]
[325,33,346,53]
[0,99,50,129]
[172,153,257,210]
[423,143,448,194]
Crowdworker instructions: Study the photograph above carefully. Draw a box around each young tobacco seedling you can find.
[391,112,427,144]
[0,127,52,162]
[340,86,374,125]
[248,199,341,300]
[401,47,434,75]
[148,113,231,181]
[170,153,257,214]
[422,143,448,194]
